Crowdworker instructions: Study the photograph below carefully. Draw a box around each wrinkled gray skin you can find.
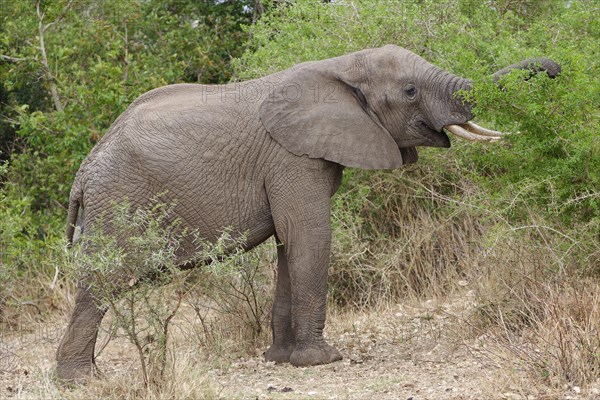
[57,45,560,382]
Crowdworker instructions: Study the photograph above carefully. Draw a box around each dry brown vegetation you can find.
[329,161,599,393]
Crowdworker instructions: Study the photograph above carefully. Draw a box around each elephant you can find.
[56,44,560,382]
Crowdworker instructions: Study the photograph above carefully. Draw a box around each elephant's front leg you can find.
[287,227,341,366]
[268,176,342,366]
[264,236,296,363]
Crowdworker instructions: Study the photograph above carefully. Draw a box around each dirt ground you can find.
[1,292,598,399]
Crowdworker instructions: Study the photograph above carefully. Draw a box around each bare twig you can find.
[36,0,74,112]
[95,321,118,359]
[42,0,74,32]
[252,0,264,24]
[154,289,184,383]
[116,25,129,82]
[563,190,600,205]
[350,1,373,43]
[0,54,29,63]
[9,294,41,315]
[50,266,60,291]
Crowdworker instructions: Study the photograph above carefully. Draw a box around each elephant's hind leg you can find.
[264,236,296,363]
[56,285,106,383]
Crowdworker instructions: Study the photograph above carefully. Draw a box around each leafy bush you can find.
[71,201,188,390]
[186,242,274,354]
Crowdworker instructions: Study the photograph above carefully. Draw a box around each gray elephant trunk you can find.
[454,77,474,118]
[457,58,561,114]
[492,57,561,82]
[437,76,474,130]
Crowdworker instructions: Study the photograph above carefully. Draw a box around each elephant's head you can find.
[260,44,560,169]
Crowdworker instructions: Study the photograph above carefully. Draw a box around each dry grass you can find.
[466,235,600,389]
[67,350,219,400]
[1,280,598,399]
[329,160,599,390]
[329,164,487,307]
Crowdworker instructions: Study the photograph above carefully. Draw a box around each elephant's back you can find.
[76,80,287,252]
[85,66,304,162]
[118,83,276,178]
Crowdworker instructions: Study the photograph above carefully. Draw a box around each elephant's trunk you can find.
[443,58,560,142]
[492,57,561,82]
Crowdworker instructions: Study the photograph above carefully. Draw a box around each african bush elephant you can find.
[56,44,560,382]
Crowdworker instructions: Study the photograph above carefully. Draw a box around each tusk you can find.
[460,121,506,137]
[444,124,501,142]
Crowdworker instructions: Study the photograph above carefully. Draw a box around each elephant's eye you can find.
[404,84,417,100]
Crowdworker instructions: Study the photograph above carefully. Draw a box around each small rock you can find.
[266,385,293,393]
[349,356,363,364]
[573,386,581,394]
[502,393,523,400]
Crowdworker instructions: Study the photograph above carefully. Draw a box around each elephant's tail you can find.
[66,179,83,247]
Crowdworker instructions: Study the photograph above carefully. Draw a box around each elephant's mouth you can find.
[427,129,451,148]
[443,122,506,142]
[416,120,451,148]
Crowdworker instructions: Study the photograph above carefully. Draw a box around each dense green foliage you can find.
[0,0,596,284]
[0,0,597,290]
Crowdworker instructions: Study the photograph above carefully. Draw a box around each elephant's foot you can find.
[264,343,295,363]
[56,361,95,385]
[289,342,342,367]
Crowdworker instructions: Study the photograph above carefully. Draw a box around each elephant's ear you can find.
[259,56,405,169]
